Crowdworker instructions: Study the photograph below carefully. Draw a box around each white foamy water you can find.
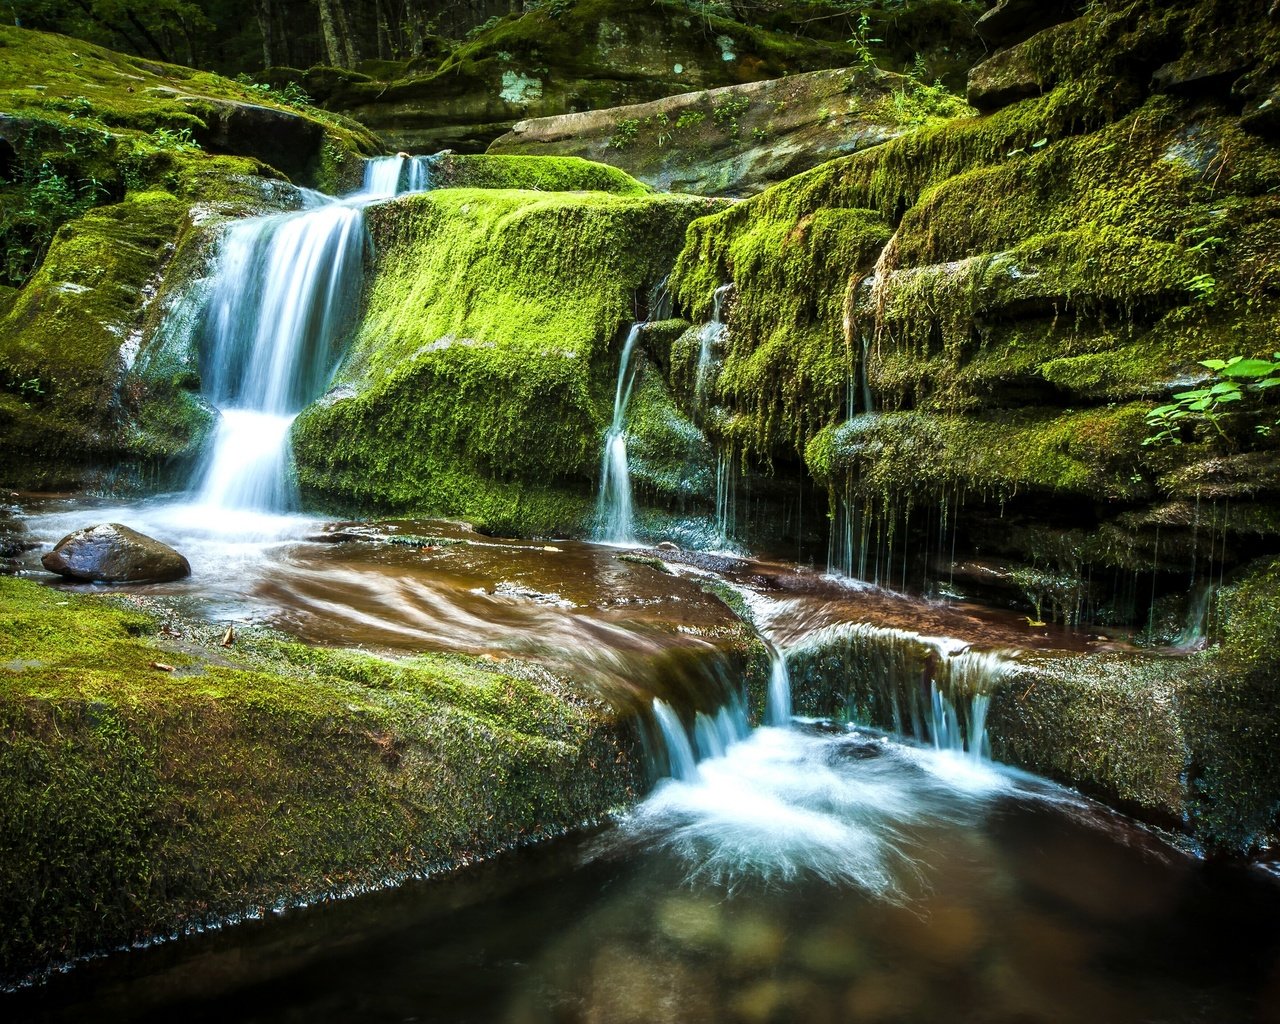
[184,155,438,516]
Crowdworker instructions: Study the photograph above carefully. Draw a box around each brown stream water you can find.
[6,496,1277,1023]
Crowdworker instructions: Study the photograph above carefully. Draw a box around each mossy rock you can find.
[0,574,645,986]
[488,66,971,198]
[293,186,729,534]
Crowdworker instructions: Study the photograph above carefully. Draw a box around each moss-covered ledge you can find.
[785,557,1280,857]
[0,576,644,988]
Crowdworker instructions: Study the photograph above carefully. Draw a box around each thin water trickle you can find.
[765,646,792,727]
[594,323,644,544]
[695,283,732,404]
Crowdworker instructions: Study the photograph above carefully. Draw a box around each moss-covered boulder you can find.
[293,174,728,535]
[0,574,647,986]
[660,0,1280,619]
[309,0,877,153]
[488,66,971,198]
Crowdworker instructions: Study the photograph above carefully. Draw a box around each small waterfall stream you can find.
[594,322,644,544]
[189,154,435,515]
[695,283,732,404]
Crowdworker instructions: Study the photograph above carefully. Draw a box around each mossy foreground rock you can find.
[41,522,191,582]
[0,575,644,986]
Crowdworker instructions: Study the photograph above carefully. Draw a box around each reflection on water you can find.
[10,724,1280,1024]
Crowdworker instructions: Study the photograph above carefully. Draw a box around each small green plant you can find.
[466,14,503,39]
[10,377,45,400]
[1186,272,1217,305]
[146,126,201,152]
[675,110,706,130]
[712,95,750,139]
[235,74,313,109]
[1144,354,1280,446]
[609,118,641,150]
[849,12,883,71]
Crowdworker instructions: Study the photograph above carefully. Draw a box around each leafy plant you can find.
[1186,272,1217,305]
[609,118,641,150]
[234,74,313,109]
[1144,354,1280,446]
[849,12,883,71]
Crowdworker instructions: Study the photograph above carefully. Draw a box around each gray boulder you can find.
[42,523,191,583]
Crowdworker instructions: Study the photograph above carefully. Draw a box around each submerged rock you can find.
[41,523,191,583]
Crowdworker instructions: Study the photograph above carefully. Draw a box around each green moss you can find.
[807,405,1150,504]
[674,203,890,463]
[0,191,192,484]
[294,187,727,531]
[626,358,715,502]
[433,154,651,195]
[0,574,641,984]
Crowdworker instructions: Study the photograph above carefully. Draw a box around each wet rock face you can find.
[41,523,191,583]
[975,0,1081,49]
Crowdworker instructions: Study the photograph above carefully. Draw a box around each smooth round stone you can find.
[41,522,191,583]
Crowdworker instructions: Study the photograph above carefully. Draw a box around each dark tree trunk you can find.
[256,0,279,68]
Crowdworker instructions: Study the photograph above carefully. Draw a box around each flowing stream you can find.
[595,322,644,544]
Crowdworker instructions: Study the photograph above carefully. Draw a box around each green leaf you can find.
[1208,381,1242,394]
[1199,359,1228,370]
[1252,377,1280,390]
[1221,359,1279,379]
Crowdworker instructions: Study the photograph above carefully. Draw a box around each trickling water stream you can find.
[595,322,644,544]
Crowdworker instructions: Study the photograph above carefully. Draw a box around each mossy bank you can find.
[659,0,1280,624]
[0,574,648,987]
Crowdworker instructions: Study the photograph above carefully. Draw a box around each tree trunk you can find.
[255,0,278,68]
[316,0,344,65]
[376,0,393,59]
[335,1,361,66]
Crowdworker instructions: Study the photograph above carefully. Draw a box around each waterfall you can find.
[787,622,1014,761]
[713,450,736,548]
[653,699,703,782]
[594,323,643,544]
[695,283,732,404]
[188,155,436,514]
[765,647,792,727]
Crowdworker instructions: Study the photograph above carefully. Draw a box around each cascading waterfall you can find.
[594,323,644,544]
[189,154,436,514]
[787,621,1012,760]
[765,646,793,727]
